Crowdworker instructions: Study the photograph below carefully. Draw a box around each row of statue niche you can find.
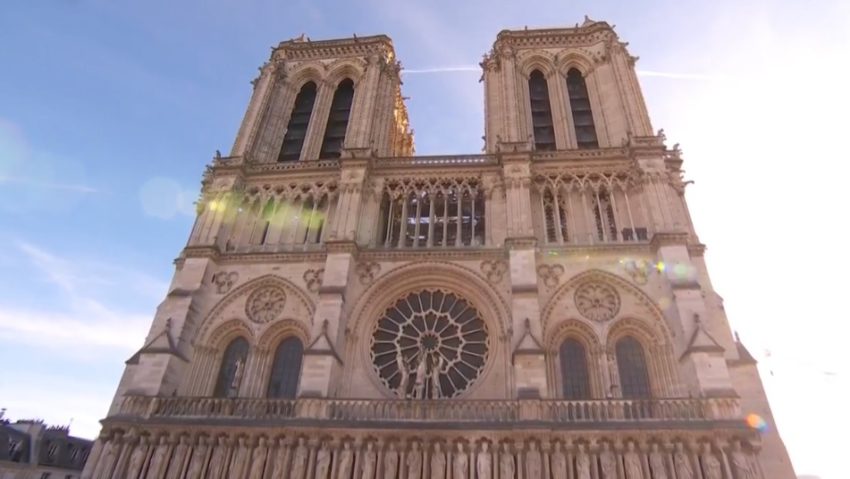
[92,432,760,479]
[395,346,447,399]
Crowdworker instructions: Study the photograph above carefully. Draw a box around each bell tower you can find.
[231,34,413,163]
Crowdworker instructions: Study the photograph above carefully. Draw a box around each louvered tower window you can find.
[566,69,599,149]
[616,336,652,398]
[267,337,304,398]
[278,81,317,162]
[559,338,591,399]
[213,337,249,398]
[319,78,354,158]
[528,70,556,151]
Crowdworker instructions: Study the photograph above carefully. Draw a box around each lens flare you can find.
[745,413,768,432]
[655,261,666,272]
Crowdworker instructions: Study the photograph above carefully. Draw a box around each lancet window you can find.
[319,78,354,159]
[213,337,249,398]
[615,336,652,398]
[225,185,337,252]
[267,337,303,399]
[528,70,556,151]
[592,189,618,242]
[566,69,599,149]
[539,186,569,243]
[378,179,485,248]
[559,338,591,399]
[278,81,317,162]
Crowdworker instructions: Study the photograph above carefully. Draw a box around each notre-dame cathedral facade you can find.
[82,19,795,479]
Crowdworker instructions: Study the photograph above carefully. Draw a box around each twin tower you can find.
[83,19,796,479]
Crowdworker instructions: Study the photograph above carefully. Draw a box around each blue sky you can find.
[1,1,848,477]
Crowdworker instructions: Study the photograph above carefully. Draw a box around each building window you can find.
[592,189,617,242]
[559,338,591,399]
[542,188,569,243]
[278,81,318,162]
[319,78,354,158]
[616,336,652,398]
[528,70,556,151]
[566,69,598,149]
[379,180,485,248]
[267,337,304,398]
[213,337,250,398]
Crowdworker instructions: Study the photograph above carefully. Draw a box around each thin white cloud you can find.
[0,175,98,193]
[402,66,480,74]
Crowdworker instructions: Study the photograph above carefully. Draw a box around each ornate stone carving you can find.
[431,443,447,479]
[291,437,308,479]
[599,443,617,479]
[574,282,620,322]
[623,259,652,285]
[525,441,542,479]
[499,443,515,479]
[480,260,508,284]
[575,444,592,479]
[702,449,722,479]
[212,271,239,294]
[248,437,268,479]
[673,443,694,479]
[730,443,756,479]
[314,441,331,479]
[302,268,323,293]
[648,444,668,479]
[245,286,286,324]
[624,442,643,479]
[337,441,354,479]
[361,441,377,479]
[476,442,492,479]
[356,262,381,285]
[185,436,210,479]
[452,443,469,479]
[370,290,489,399]
[551,442,567,479]
[406,441,423,479]
[537,264,564,289]
[383,442,399,479]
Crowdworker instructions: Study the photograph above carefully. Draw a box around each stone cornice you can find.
[493,23,617,52]
[273,35,394,62]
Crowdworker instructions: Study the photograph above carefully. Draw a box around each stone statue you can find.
[607,353,620,395]
[575,445,592,479]
[648,444,668,479]
[673,443,694,479]
[268,438,290,479]
[702,449,722,479]
[624,442,643,479]
[383,442,399,479]
[126,437,149,479]
[413,349,428,399]
[430,443,447,479]
[206,437,230,479]
[730,443,756,479]
[430,355,444,398]
[185,436,210,479]
[291,438,309,479]
[336,441,354,479]
[248,437,268,479]
[406,441,423,479]
[166,435,190,479]
[229,436,250,477]
[499,443,515,479]
[360,442,377,479]
[95,439,118,478]
[599,443,617,479]
[452,443,468,479]
[476,442,492,479]
[147,436,171,477]
[525,441,542,479]
[230,357,245,397]
[551,442,567,479]
[315,442,331,479]
[396,354,410,398]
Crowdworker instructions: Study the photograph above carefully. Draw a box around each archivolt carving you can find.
[256,318,311,349]
[517,50,557,78]
[197,275,316,344]
[541,269,667,335]
[207,318,254,349]
[246,286,287,324]
[606,317,665,348]
[546,319,601,352]
[574,282,620,322]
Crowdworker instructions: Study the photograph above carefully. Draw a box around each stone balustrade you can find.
[117,395,741,427]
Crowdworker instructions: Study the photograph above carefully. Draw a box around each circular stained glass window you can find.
[370,290,489,399]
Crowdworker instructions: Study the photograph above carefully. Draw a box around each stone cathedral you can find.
[82,19,796,479]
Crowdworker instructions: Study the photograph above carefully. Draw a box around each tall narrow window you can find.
[615,336,652,398]
[528,70,556,151]
[559,338,591,399]
[267,337,304,398]
[592,190,617,242]
[320,79,354,158]
[566,69,599,149]
[278,81,318,162]
[213,337,249,398]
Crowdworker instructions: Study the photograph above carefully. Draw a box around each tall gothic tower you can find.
[83,20,795,479]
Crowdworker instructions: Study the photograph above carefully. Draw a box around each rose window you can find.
[370,290,489,399]
[574,281,620,322]
[245,286,286,324]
